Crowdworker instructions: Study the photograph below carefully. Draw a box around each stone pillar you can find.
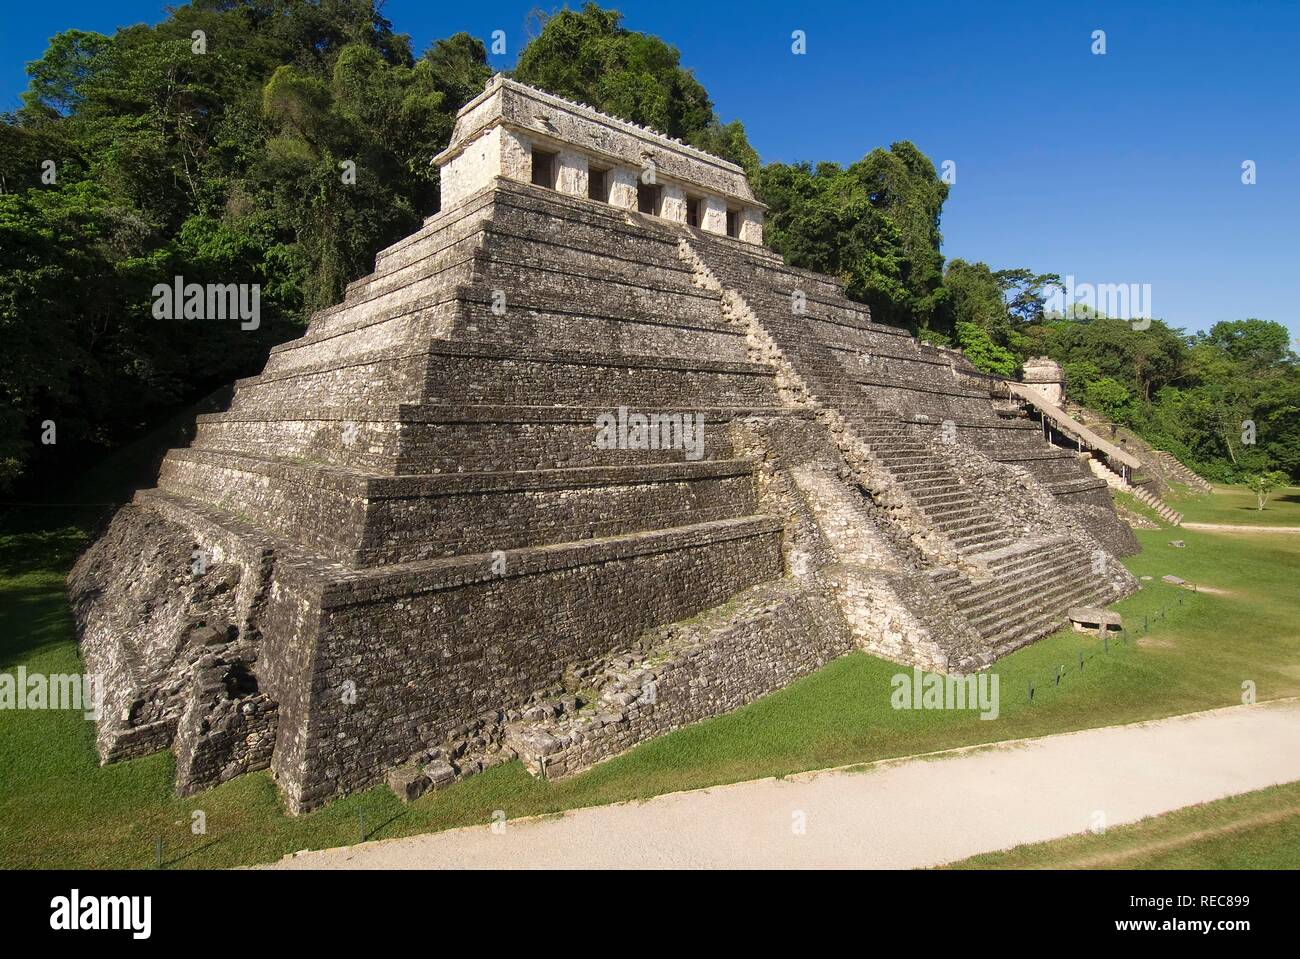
[659,183,687,223]
[500,127,530,183]
[556,149,589,197]
[701,196,728,235]
[608,167,639,210]
[739,207,764,245]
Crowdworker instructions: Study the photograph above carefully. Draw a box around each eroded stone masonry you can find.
[70,77,1139,812]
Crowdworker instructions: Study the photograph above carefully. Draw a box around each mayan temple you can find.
[69,76,1139,812]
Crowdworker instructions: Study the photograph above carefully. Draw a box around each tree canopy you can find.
[513,3,759,177]
[1,0,489,489]
[2,1,1294,495]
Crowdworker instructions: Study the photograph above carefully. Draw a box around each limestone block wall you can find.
[421,347,776,408]
[173,687,278,796]
[68,496,278,775]
[439,125,529,208]
[391,407,751,474]
[824,566,986,672]
[270,521,784,811]
[439,127,502,210]
[556,148,588,196]
[352,465,760,565]
[507,578,853,780]
[727,415,987,671]
[659,183,687,223]
[1021,356,1065,407]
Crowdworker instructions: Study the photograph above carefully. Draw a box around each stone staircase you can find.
[1150,450,1214,494]
[1130,484,1184,525]
[677,227,1131,658]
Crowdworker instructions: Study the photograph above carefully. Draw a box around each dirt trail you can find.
[264,699,1300,870]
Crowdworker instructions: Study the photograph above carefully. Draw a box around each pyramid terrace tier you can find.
[157,449,766,567]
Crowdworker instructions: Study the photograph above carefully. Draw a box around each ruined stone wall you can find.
[392,407,748,474]
[441,77,760,206]
[507,578,852,779]
[68,496,277,779]
[435,77,764,241]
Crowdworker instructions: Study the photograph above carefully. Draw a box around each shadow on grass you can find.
[363,809,411,842]
[0,521,93,577]
[0,582,78,666]
[165,839,224,868]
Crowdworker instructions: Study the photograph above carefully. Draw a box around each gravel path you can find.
[264,699,1300,869]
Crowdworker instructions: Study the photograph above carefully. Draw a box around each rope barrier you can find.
[1022,590,1193,704]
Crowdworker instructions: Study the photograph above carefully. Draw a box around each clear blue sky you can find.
[3,0,1297,337]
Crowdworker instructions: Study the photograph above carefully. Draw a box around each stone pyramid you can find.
[70,77,1137,811]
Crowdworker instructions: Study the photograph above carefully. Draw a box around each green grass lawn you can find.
[1169,482,1300,526]
[2,486,1299,869]
[947,780,1300,869]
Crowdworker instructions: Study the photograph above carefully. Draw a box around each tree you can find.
[19,29,112,118]
[955,322,1016,377]
[1204,318,1293,371]
[0,1,489,493]
[1245,470,1288,510]
[996,268,1061,328]
[756,143,948,332]
[512,3,745,156]
[1080,377,1132,421]
[943,259,1008,339]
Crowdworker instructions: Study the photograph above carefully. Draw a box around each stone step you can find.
[896,473,953,488]
[880,455,946,471]
[447,291,744,364]
[977,594,1093,652]
[374,181,499,268]
[950,529,1015,553]
[898,476,963,493]
[943,523,1009,544]
[231,339,780,417]
[961,558,1101,625]
[987,580,1116,656]
[374,181,691,282]
[952,541,1077,588]
[310,259,478,342]
[911,489,978,507]
[932,513,998,532]
[973,568,1110,634]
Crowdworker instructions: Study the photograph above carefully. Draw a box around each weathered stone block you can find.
[387,765,430,803]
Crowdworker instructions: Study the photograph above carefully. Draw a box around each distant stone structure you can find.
[70,78,1137,812]
[1020,357,1065,407]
